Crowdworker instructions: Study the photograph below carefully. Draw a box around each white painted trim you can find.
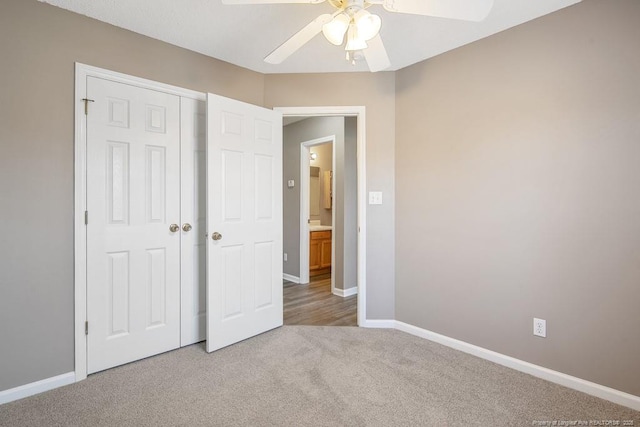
[276,107,367,327]
[283,273,301,284]
[0,372,75,405]
[74,63,88,383]
[333,287,357,297]
[299,135,336,288]
[330,141,337,296]
[355,109,367,328]
[394,321,640,412]
[75,63,205,101]
[74,63,206,384]
[360,319,396,328]
[299,144,310,285]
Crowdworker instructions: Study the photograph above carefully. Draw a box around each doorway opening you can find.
[300,136,335,288]
[278,108,366,327]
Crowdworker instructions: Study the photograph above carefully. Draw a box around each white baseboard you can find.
[360,319,396,328]
[0,372,75,405]
[333,286,357,298]
[394,321,640,412]
[283,273,300,284]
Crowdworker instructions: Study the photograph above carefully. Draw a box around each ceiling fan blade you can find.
[382,0,494,22]
[222,0,325,4]
[264,13,333,64]
[363,34,390,72]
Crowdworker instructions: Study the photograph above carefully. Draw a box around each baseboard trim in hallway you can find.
[333,287,357,298]
[282,273,300,284]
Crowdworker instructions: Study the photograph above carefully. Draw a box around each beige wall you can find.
[0,0,264,392]
[395,0,640,396]
[265,72,396,319]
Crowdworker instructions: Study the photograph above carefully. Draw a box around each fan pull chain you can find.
[345,50,357,65]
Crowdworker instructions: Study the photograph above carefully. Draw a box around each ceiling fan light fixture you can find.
[353,9,381,41]
[344,23,367,51]
[322,13,350,46]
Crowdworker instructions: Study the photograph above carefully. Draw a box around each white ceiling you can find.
[39,0,582,74]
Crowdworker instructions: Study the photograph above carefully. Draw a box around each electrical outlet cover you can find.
[369,191,383,205]
[533,318,546,338]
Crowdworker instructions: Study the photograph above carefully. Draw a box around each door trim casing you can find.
[74,63,205,382]
[276,107,367,327]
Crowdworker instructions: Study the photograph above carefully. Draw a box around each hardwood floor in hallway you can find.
[283,274,357,326]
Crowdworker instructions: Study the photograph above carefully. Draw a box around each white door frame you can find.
[74,63,205,382]
[299,136,336,291]
[276,107,367,327]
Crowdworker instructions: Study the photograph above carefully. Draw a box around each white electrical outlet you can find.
[533,318,546,338]
[369,191,383,205]
[283,253,288,262]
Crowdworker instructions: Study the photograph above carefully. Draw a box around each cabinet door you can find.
[309,237,321,270]
[320,236,332,268]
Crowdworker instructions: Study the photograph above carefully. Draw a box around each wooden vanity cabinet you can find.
[310,230,332,276]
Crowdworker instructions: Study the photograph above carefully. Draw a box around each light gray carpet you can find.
[1,326,638,426]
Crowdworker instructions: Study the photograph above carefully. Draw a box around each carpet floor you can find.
[1,326,638,426]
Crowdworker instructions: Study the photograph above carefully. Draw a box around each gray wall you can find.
[343,118,358,291]
[395,0,640,396]
[266,73,396,319]
[332,118,358,292]
[0,0,265,392]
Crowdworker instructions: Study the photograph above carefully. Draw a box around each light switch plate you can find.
[287,180,295,188]
[369,191,383,205]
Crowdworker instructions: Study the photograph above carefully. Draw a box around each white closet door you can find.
[180,97,207,346]
[86,76,181,373]
[206,93,283,352]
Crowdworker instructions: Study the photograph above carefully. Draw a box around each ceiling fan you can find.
[222,0,494,72]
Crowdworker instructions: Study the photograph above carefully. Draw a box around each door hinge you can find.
[82,98,95,115]
[84,211,88,225]
[85,321,89,335]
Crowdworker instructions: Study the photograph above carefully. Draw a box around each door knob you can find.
[182,223,192,232]
[211,232,222,241]
[169,224,180,233]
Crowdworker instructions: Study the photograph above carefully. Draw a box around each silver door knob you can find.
[182,223,192,232]
[211,232,222,241]
[169,224,180,233]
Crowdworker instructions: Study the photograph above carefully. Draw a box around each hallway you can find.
[283,274,357,326]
